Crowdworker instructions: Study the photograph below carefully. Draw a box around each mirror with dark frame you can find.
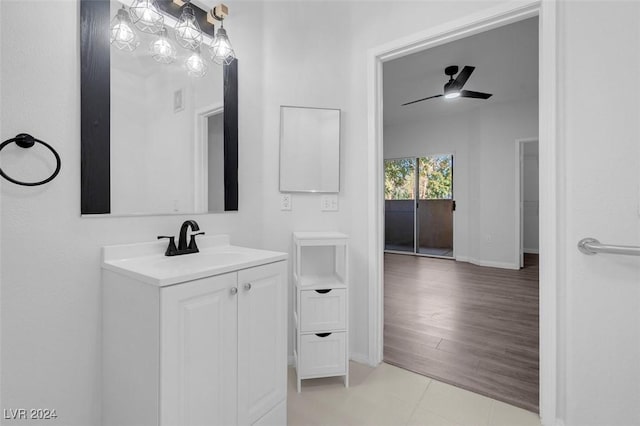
[80,0,238,215]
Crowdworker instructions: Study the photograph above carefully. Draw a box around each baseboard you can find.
[349,352,371,366]
[524,248,539,254]
[291,352,372,367]
[455,256,520,270]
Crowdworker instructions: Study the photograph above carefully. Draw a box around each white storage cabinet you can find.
[293,232,349,392]
[103,260,287,426]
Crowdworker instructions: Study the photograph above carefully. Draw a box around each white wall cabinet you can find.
[293,232,349,392]
[103,259,287,426]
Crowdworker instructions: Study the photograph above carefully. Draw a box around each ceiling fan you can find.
[402,65,493,106]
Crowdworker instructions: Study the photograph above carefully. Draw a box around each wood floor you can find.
[383,253,539,413]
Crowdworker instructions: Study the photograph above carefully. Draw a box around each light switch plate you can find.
[280,194,292,211]
[321,194,338,211]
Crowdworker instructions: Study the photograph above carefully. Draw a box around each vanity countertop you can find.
[102,235,287,287]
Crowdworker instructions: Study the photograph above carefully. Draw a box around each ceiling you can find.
[383,17,538,127]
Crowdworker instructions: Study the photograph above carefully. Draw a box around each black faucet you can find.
[158,220,205,256]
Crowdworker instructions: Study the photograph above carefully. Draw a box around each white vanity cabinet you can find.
[102,236,287,426]
[160,272,239,426]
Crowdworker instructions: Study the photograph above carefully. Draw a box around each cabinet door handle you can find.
[230,287,238,295]
[315,333,332,338]
[315,289,332,294]
[244,283,252,291]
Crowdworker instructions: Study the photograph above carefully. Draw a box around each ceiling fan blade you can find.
[451,66,475,90]
[402,94,443,106]
[460,90,492,99]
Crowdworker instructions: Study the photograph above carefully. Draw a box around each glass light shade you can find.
[210,26,236,65]
[149,28,176,64]
[130,0,164,33]
[185,49,207,77]
[444,91,460,99]
[174,5,203,50]
[110,8,139,52]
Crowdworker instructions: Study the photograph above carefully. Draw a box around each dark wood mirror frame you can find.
[80,0,238,215]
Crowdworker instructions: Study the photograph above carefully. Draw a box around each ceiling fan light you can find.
[444,91,460,99]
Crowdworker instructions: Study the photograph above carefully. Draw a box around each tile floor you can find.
[287,362,541,426]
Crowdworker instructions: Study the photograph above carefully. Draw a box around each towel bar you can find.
[577,238,640,256]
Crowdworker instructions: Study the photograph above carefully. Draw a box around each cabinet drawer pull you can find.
[244,283,252,291]
[230,287,238,295]
[315,289,332,294]
[315,333,332,338]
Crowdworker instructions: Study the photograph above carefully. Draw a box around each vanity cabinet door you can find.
[237,261,287,425]
[160,272,238,426]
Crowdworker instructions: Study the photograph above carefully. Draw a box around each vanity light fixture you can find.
[174,0,203,50]
[185,47,208,77]
[130,0,164,33]
[150,27,176,64]
[110,6,139,51]
[208,4,235,65]
[109,1,235,77]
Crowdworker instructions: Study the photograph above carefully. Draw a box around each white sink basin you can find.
[102,235,287,286]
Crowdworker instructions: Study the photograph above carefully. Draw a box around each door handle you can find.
[230,287,238,295]
[578,238,640,256]
[244,283,252,291]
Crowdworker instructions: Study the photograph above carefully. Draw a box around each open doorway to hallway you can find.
[382,16,540,412]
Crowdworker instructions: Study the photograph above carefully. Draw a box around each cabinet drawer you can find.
[299,289,346,332]
[299,332,346,377]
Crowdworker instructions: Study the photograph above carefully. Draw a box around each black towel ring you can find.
[0,133,61,186]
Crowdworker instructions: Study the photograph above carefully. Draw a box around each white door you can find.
[562,2,640,425]
[160,273,238,426]
[237,262,287,425]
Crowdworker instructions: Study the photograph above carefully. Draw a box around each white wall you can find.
[0,1,264,425]
[384,97,538,268]
[558,1,640,425]
[522,141,539,253]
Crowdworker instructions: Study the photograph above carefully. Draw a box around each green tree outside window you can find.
[385,155,452,200]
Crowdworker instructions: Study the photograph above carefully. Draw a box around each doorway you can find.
[384,155,454,257]
[193,104,223,212]
[373,9,547,416]
[368,1,557,422]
